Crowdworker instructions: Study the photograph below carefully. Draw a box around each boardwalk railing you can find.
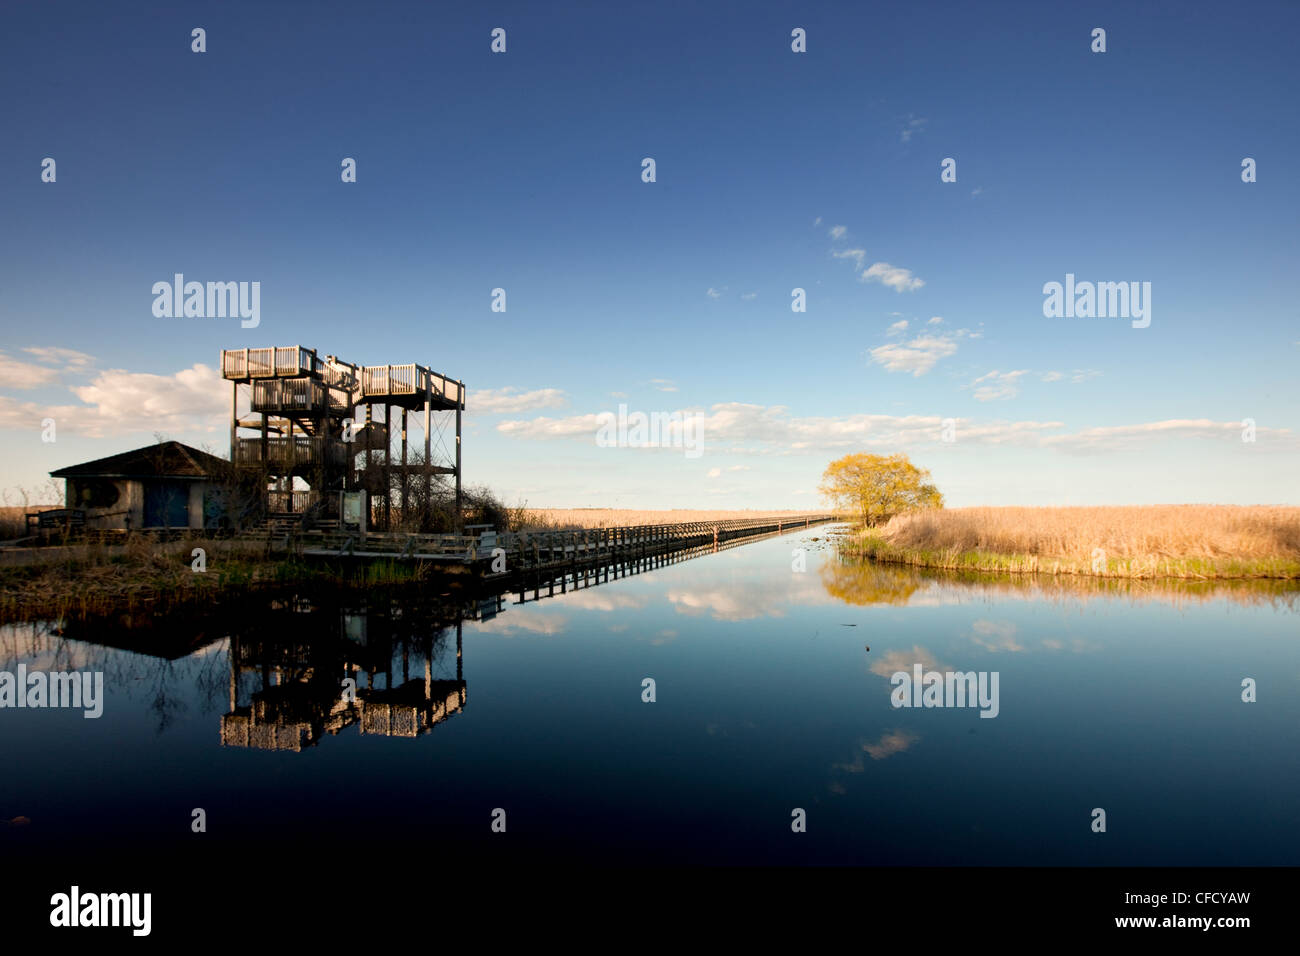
[294,514,841,566]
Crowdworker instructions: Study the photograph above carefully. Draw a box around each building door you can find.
[144,481,189,528]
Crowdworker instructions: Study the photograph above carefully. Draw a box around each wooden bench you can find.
[25,509,86,536]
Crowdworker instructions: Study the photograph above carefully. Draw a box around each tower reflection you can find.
[219,595,501,751]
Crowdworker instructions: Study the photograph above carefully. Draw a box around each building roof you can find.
[50,441,229,480]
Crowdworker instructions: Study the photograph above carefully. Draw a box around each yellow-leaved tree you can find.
[818,453,943,526]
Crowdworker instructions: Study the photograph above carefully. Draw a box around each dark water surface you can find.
[3,526,1297,866]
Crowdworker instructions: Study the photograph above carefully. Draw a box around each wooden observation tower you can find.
[220,345,465,530]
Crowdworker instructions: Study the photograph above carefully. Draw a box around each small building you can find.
[49,441,231,531]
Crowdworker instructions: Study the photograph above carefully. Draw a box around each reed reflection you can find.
[823,542,1300,609]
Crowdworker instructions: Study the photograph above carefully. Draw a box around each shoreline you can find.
[846,532,1300,580]
[6,509,1300,625]
[0,542,441,624]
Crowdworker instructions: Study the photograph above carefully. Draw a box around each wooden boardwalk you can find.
[281,513,841,574]
[502,522,807,606]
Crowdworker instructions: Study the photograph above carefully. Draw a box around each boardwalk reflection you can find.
[0,527,825,754]
[219,532,786,750]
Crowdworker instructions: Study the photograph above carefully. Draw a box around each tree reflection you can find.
[819,553,924,606]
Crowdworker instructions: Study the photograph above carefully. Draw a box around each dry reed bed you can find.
[0,504,59,540]
[855,506,1300,579]
[821,549,1300,609]
[0,538,332,622]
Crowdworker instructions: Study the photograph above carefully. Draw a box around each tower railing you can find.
[221,346,315,380]
[235,436,348,468]
[251,378,327,412]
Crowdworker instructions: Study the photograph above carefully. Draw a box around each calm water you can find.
[3,526,1298,866]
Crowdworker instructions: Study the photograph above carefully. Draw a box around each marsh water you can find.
[2,525,1298,866]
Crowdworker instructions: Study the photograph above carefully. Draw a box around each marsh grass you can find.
[0,536,318,621]
[0,505,58,540]
[852,505,1300,579]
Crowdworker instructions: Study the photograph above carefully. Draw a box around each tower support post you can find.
[455,387,463,532]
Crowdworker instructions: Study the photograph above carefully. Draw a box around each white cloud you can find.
[973,386,1014,402]
[1037,369,1100,384]
[968,369,1099,400]
[829,225,847,239]
[472,387,567,414]
[927,316,944,325]
[495,401,1295,456]
[837,251,928,293]
[705,287,722,299]
[701,464,749,481]
[1043,419,1293,453]
[69,365,226,433]
[23,347,96,369]
[0,345,98,390]
[887,319,909,335]
[0,363,227,438]
[741,292,757,301]
[869,335,957,376]
[649,378,677,392]
[900,116,927,143]
[833,248,867,270]
[862,262,924,292]
[0,352,60,389]
[496,402,1063,450]
[496,413,608,440]
[970,370,1030,402]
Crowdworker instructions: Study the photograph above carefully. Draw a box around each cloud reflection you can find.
[835,729,922,773]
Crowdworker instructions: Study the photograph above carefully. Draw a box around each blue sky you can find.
[1,0,1297,509]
